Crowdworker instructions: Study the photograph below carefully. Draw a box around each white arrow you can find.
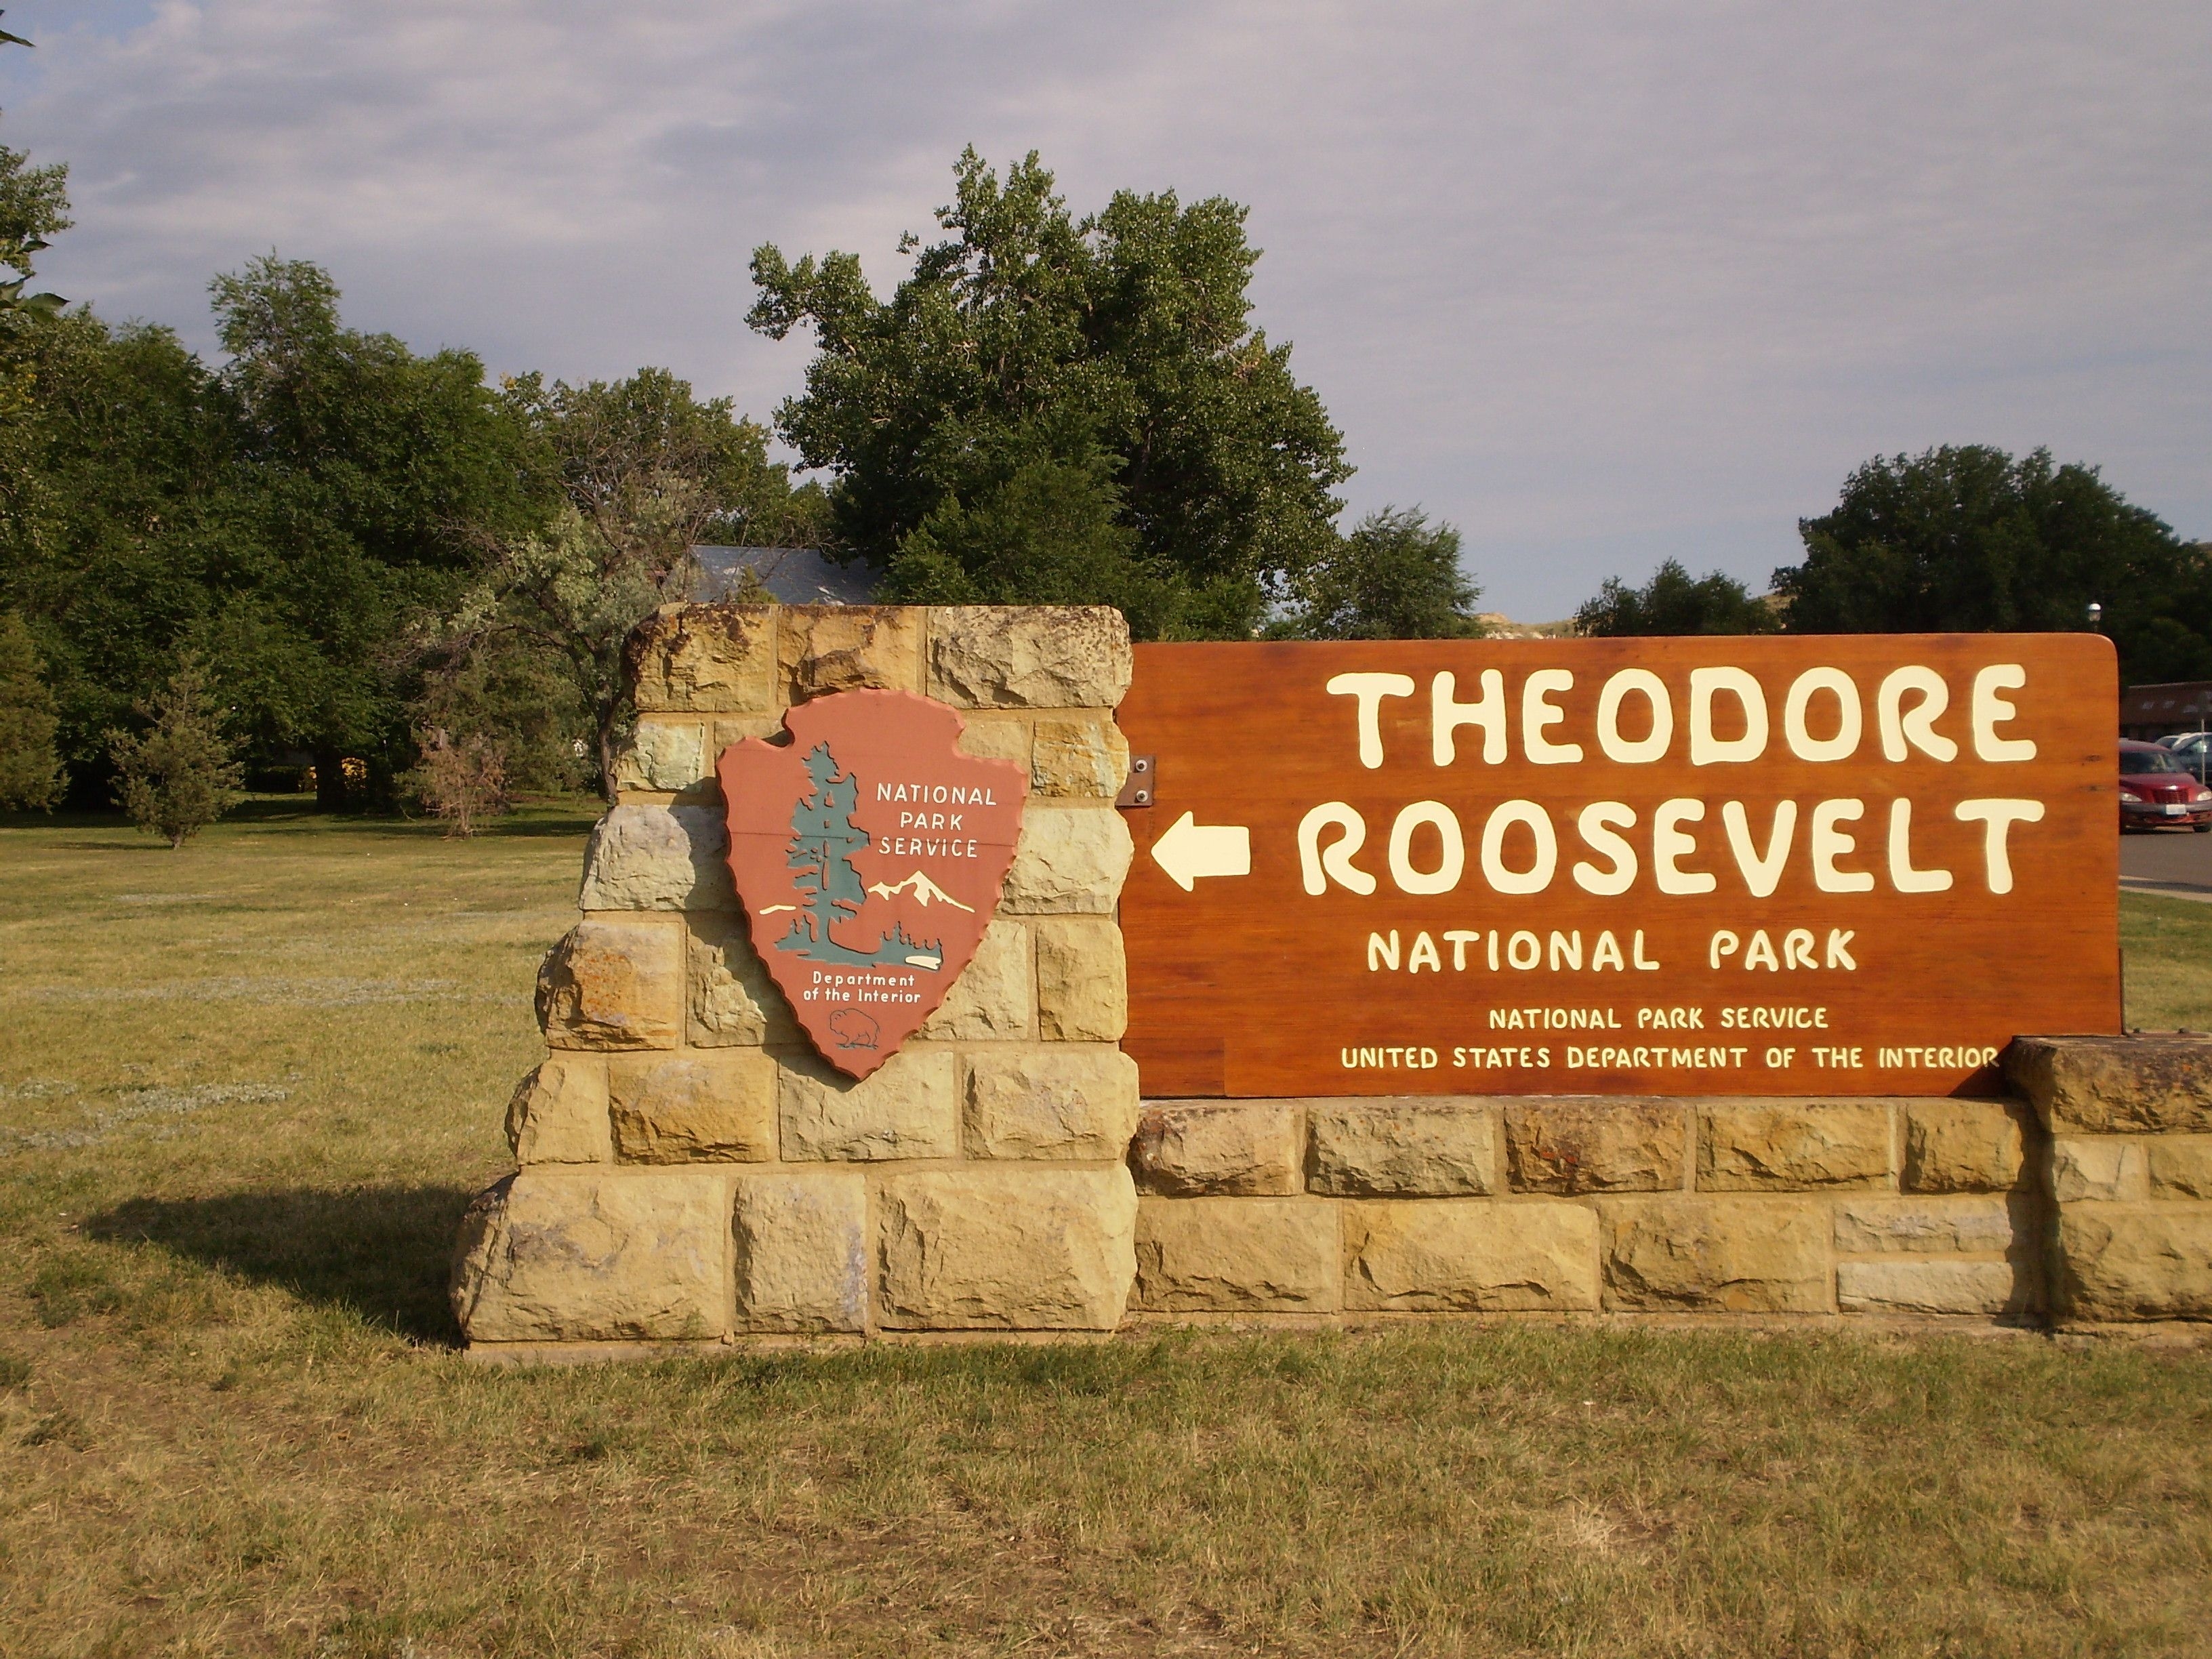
[1150,811,1252,892]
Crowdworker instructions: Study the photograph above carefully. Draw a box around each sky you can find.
[2,1,2206,619]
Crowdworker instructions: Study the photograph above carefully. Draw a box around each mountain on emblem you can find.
[716,689,1029,1078]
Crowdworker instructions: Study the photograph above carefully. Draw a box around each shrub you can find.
[107,657,243,848]
[0,611,62,809]
[406,727,509,837]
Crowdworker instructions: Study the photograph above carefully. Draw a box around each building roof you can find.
[2121,681,2212,731]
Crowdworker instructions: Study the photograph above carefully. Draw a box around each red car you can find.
[2119,739,2212,832]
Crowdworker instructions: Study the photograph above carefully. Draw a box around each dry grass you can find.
[1,802,2208,1658]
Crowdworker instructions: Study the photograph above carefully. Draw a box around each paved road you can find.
[2121,825,2212,903]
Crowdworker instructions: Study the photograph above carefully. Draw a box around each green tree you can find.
[1576,559,1780,637]
[748,148,1349,637]
[1776,445,2207,682]
[0,609,60,807]
[108,655,243,848]
[0,13,67,323]
[1273,507,1483,640]
[422,369,823,797]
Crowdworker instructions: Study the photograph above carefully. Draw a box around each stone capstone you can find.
[2053,1203,2212,1321]
[1503,1099,1685,1193]
[1306,1101,1495,1197]
[1603,1197,1829,1312]
[964,1047,1141,1160]
[2008,1034,2212,1134]
[1131,1101,1301,1196]
[626,604,775,713]
[504,1055,611,1165]
[537,921,683,1050]
[779,1048,959,1161]
[612,720,706,794]
[1031,717,1130,798]
[1002,807,1133,914]
[1837,1259,2026,1316]
[1696,1103,1892,1191]
[876,1166,1138,1329]
[1343,1200,1600,1313]
[1033,917,1128,1042]
[927,605,1133,710]
[2051,1137,2148,1204]
[607,1051,775,1163]
[731,1169,867,1333]
[451,1169,729,1343]
[778,605,923,700]
[1902,1101,2032,1192]
[685,915,798,1047]
[955,714,1032,765]
[1832,1195,2028,1256]
[1132,1197,1338,1311]
[918,920,1035,1041]
[577,804,733,912]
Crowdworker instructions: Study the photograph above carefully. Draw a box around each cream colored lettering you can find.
[1595,669,1672,763]
[1782,667,1862,762]
[1431,669,1507,765]
[1810,798,1874,893]
[1388,800,1465,895]
[1886,798,1952,893]
[1522,669,1582,764]
[1652,798,1717,895]
[1954,798,2045,893]
[1328,672,1415,769]
[1971,665,2036,762]
[1689,666,1768,764]
[1720,800,1797,899]
[1877,665,1957,762]
[1572,800,1638,896]
[1481,800,1557,895]
[1298,801,1376,896]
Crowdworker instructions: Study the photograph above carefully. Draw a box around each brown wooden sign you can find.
[1117,634,2119,1097]
[719,691,1027,1077]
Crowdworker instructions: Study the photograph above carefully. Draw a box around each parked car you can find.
[2119,739,2212,831]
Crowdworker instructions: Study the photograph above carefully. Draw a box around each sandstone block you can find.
[504,1055,611,1164]
[876,1166,1138,1328]
[955,713,1031,765]
[1133,1198,1338,1311]
[1002,807,1133,914]
[1837,1259,2026,1316]
[1603,1197,1829,1312]
[1697,1103,1891,1191]
[577,804,734,912]
[1033,917,1127,1042]
[927,605,1132,709]
[1902,1101,2031,1192]
[918,919,1034,1040]
[2053,1203,2212,1321]
[2149,1136,2212,1200]
[451,1169,728,1342]
[778,605,922,700]
[711,714,781,752]
[538,921,683,1050]
[2008,1034,2212,1134]
[1503,1099,1684,1193]
[612,720,707,794]
[626,604,775,712]
[1031,717,1131,798]
[2051,1136,2148,1204]
[608,1051,775,1163]
[1832,1194,2028,1256]
[965,1047,1141,1160]
[731,1168,867,1333]
[1132,1101,1301,1196]
[1307,1101,1495,1197]
[1344,1200,1600,1313]
[779,1048,958,1161]
[685,914,799,1047]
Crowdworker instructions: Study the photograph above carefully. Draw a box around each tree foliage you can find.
[1273,508,1482,640]
[1776,445,2209,682]
[1576,559,1780,637]
[748,148,1349,637]
[108,655,243,847]
[0,609,59,807]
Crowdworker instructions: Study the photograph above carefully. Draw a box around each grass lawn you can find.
[1,802,2209,1658]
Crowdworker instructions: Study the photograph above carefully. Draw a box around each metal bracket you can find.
[1116,754,1156,808]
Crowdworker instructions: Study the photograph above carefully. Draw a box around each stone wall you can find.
[1126,1095,2044,1320]
[453,604,1143,1352]
[451,603,2210,1350]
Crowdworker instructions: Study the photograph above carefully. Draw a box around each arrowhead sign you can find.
[718,690,1028,1078]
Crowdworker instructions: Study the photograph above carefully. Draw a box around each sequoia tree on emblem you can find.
[717,690,1029,1077]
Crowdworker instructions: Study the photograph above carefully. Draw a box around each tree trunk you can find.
[314,743,348,812]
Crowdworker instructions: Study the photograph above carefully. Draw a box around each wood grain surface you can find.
[1116,635,2119,1097]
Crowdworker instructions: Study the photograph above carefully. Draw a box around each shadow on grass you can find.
[86,1183,480,1346]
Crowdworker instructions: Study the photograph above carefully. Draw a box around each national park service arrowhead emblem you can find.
[717,690,1028,1078]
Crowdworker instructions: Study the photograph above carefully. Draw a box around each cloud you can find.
[3,0,2207,615]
